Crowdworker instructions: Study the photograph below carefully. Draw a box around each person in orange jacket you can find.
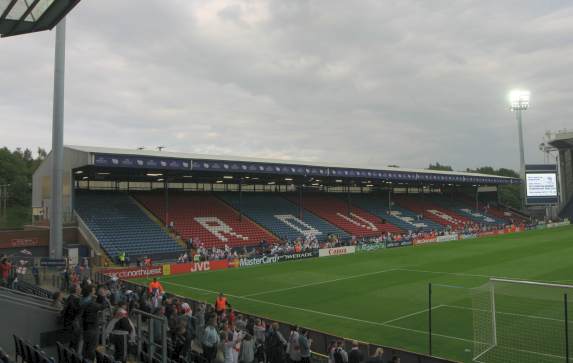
[215,292,229,316]
[148,277,164,295]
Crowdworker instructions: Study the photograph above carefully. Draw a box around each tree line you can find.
[428,162,522,208]
[0,147,47,208]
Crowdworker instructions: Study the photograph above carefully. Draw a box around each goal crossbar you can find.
[490,277,573,290]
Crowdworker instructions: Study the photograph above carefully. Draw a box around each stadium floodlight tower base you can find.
[49,17,65,259]
[472,277,572,363]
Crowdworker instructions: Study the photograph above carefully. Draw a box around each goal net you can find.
[472,278,573,363]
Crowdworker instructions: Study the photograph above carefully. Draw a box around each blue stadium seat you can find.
[348,194,443,233]
[425,195,506,225]
[75,191,184,259]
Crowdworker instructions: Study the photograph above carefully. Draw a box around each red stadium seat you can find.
[134,192,278,248]
[284,193,402,237]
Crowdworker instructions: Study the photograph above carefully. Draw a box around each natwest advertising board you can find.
[319,246,356,257]
[101,265,163,279]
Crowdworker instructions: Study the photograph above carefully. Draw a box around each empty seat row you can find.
[75,191,184,259]
[219,192,349,241]
[349,194,442,232]
[284,193,403,237]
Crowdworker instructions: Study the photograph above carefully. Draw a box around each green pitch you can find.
[135,226,573,363]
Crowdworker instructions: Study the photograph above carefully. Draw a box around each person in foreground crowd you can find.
[298,329,312,363]
[265,322,287,363]
[348,340,363,363]
[79,284,106,361]
[202,316,221,363]
[333,340,348,363]
[365,348,384,363]
[287,325,301,363]
[0,255,12,287]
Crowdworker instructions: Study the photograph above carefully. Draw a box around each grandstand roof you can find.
[63,145,519,185]
[0,0,81,37]
[549,130,573,150]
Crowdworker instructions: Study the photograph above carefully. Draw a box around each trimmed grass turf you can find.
[135,226,573,363]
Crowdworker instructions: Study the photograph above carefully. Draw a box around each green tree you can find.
[466,166,522,209]
[0,147,46,228]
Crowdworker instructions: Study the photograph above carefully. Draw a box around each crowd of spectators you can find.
[45,274,401,363]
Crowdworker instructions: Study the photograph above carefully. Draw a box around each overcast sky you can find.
[1,0,572,171]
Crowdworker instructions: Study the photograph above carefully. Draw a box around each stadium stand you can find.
[134,192,278,248]
[392,194,470,229]
[75,191,184,259]
[348,194,443,232]
[455,194,527,224]
[219,192,349,241]
[425,195,506,225]
[283,193,402,236]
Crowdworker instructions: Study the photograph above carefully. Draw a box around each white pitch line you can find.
[381,304,444,325]
[162,280,478,344]
[244,268,399,297]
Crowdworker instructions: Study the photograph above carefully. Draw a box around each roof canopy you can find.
[66,145,520,186]
[549,131,573,150]
[0,0,80,37]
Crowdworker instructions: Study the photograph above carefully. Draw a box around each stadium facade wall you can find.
[0,226,81,250]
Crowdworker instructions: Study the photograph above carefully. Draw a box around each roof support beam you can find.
[0,0,18,21]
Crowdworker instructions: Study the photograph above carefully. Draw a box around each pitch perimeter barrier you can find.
[94,272,457,363]
[96,221,571,279]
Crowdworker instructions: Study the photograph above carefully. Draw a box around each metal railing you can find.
[133,308,169,363]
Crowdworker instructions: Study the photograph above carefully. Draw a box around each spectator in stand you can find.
[195,302,206,342]
[333,341,348,363]
[298,329,311,363]
[0,256,12,287]
[240,333,255,363]
[181,302,197,344]
[202,316,221,363]
[106,308,135,363]
[348,341,363,363]
[79,284,105,361]
[223,329,238,363]
[235,314,247,332]
[327,341,337,363]
[287,326,301,363]
[51,291,64,310]
[365,348,384,363]
[265,322,286,363]
[253,319,266,344]
[61,284,82,350]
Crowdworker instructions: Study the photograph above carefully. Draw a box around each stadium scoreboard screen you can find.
[525,164,559,206]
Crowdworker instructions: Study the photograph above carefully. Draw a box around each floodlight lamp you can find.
[509,89,530,110]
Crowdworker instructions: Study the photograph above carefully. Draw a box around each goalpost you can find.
[472,278,572,363]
